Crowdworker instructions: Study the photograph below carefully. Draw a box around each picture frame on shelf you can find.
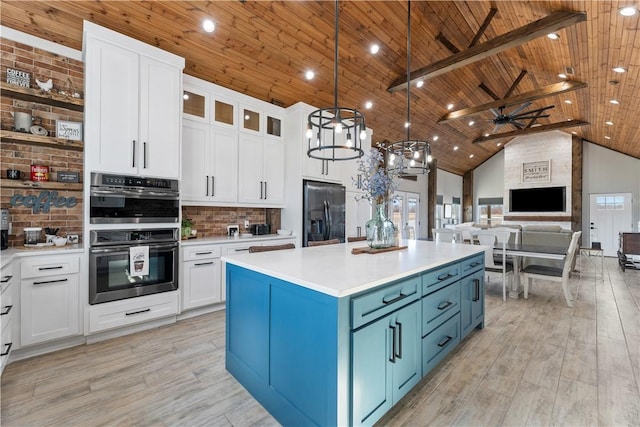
[6,67,30,88]
[56,120,83,141]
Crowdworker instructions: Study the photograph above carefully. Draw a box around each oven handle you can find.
[90,242,178,254]
[90,189,179,200]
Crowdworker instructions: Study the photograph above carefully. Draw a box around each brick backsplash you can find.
[182,206,282,237]
[1,38,84,247]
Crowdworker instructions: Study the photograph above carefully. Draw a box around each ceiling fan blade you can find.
[512,122,527,129]
[490,108,501,117]
[493,124,502,133]
[508,101,532,117]
[515,114,551,120]
[513,105,555,118]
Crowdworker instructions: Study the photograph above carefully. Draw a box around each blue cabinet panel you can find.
[351,275,420,329]
[422,281,461,336]
[421,262,461,295]
[461,253,484,275]
[422,312,460,375]
[391,301,421,401]
[460,270,485,339]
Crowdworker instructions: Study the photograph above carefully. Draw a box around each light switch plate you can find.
[244,220,250,228]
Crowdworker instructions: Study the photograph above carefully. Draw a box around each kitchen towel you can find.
[129,245,149,277]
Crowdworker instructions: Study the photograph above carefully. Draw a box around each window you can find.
[477,197,504,225]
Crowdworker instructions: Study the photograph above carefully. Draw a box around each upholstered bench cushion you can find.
[521,264,563,277]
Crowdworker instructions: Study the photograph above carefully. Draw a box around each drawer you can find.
[0,264,14,295]
[182,245,221,261]
[422,281,460,336]
[351,276,420,329]
[421,262,461,296]
[461,253,484,275]
[21,255,79,279]
[0,280,15,334]
[223,244,255,255]
[0,323,13,373]
[422,312,460,376]
[88,291,179,334]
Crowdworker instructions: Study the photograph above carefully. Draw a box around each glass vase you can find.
[366,202,395,249]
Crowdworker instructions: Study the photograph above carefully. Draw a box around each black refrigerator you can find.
[302,180,346,247]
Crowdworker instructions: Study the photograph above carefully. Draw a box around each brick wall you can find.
[182,206,281,237]
[1,38,84,247]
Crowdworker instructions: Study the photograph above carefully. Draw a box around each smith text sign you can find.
[522,160,550,183]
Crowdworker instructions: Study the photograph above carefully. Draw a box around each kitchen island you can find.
[222,240,485,426]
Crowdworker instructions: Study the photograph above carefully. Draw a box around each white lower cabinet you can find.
[88,291,179,334]
[20,255,80,346]
[181,244,222,310]
[1,262,17,373]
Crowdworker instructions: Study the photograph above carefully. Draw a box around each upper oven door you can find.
[90,188,179,224]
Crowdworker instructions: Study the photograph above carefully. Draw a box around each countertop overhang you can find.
[222,240,484,298]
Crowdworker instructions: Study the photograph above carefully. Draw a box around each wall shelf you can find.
[0,179,83,192]
[1,82,84,112]
[1,130,83,151]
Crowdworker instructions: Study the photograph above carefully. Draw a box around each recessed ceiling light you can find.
[619,6,638,16]
[610,99,620,105]
[404,121,411,128]
[558,73,567,79]
[571,131,577,135]
[453,146,459,151]
[370,44,380,54]
[484,133,490,137]
[365,101,373,109]
[447,103,454,110]
[497,142,502,147]
[183,93,189,100]
[469,154,474,158]
[604,135,611,139]
[432,136,439,141]
[305,70,315,80]
[202,19,215,33]
[612,66,627,73]
[547,33,560,40]
[606,120,614,125]
[416,80,424,88]
[468,120,475,126]
[564,99,572,104]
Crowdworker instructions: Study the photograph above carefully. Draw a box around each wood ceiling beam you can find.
[439,80,587,123]
[503,69,528,99]
[468,7,498,48]
[388,10,587,93]
[478,82,501,100]
[472,120,589,143]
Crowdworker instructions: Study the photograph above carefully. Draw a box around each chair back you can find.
[475,231,498,268]
[432,228,460,243]
[459,227,480,244]
[308,238,340,247]
[248,243,295,253]
[492,227,520,244]
[562,231,582,278]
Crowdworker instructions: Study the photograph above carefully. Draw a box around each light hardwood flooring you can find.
[1,257,639,426]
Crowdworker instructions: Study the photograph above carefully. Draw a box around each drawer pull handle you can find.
[473,279,481,302]
[383,292,407,305]
[194,262,214,266]
[0,305,13,316]
[33,278,68,285]
[0,275,12,284]
[38,266,64,271]
[396,321,402,360]
[1,342,12,357]
[195,251,213,255]
[437,336,453,348]
[437,272,456,281]
[125,308,151,316]
[437,301,453,310]
[235,248,250,252]
[389,324,397,363]
[469,261,482,267]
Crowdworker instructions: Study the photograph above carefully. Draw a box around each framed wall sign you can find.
[522,160,550,183]
[56,120,83,141]
[6,67,30,88]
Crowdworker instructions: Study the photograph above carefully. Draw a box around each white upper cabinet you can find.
[84,22,184,179]
[342,128,372,192]
[238,134,285,206]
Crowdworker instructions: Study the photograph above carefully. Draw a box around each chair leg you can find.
[523,275,529,299]
[502,270,506,302]
[561,278,574,308]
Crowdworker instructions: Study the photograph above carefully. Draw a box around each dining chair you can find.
[432,228,461,243]
[308,238,341,247]
[476,231,513,301]
[459,227,480,244]
[248,243,295,253]
[522,231,582,307]
[347,236,367,242]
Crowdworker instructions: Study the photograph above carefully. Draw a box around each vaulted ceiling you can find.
[2,1,639,175]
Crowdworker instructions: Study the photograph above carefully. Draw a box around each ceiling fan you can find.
[488,102,555,132]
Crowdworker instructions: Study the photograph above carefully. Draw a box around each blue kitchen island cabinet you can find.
[224,240,485,426]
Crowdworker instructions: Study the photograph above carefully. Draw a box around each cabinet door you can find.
[346,191,371,238]
[182,120,209,202]
[182,259,221,310]
[352,315,392,426]
[85,37,139,175]
[460,271,484,338]
[391,301,421,401]
[138,55,181,179]
[210,129,238,202]
[21,274,79,346]
[238,134,265,203]
[263,139,285,205]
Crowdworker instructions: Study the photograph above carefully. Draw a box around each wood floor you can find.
[1,257,639,426]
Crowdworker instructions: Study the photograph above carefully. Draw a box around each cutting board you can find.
[351,245,408,255]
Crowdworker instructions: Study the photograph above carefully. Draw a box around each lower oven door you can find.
[89,242,178,305]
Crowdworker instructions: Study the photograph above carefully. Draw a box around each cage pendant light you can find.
[306,0,366,161]
[387,0,432,175]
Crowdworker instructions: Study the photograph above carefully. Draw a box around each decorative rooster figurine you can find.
[35,78,53,93]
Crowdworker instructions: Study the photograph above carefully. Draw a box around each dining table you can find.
[495,243,567,298]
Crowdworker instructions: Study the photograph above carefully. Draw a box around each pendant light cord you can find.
[334,0,339,109]
[406,0,411,143]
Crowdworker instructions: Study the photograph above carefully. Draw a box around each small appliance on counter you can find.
[1,209,9,250]
[250,224,271,235]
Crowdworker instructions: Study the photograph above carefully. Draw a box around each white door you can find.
[589,193,633,256]
[238,134,265,203]
[392,192,420,239]
[263,139,285,205]
[181,121,209,202]
[210,129,239,203]
[346,191,371,238]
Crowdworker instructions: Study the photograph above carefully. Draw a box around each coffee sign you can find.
[6,67,30,88]
[10,190,78,214]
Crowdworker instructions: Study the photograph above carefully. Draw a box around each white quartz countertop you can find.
[222,240,484,298]
[180,234,295,247]
[1,245,84,268]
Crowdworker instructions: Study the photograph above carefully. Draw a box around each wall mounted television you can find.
[509,186,566,212]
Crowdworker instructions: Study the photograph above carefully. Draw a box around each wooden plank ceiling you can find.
[2,1,639,175]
